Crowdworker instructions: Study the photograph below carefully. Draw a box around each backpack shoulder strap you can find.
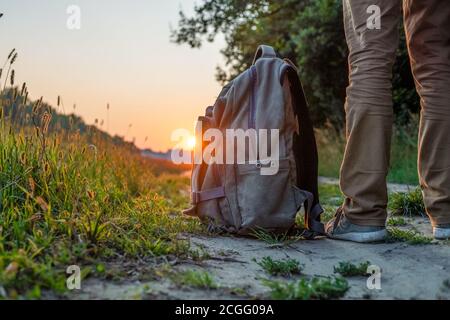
[281,61,325,237]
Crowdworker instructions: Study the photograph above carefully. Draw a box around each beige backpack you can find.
[183,45,324,238]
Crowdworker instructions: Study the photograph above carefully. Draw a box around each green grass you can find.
[0,58,202,297]
[389,188,425,217]
[0,117,201,297]
[316,128,344,179]
[386,228,432,245]
[226,286,250,297]
[251,229,297,247]
[388,125,419,185]
[0,128,201,298]
[387,216,407,226]
[318,184,343,206]
[262,276,349,300]
[171,270,218,289]
[333,261,371,277]
[189,247,212,262]
[255,256,303,277]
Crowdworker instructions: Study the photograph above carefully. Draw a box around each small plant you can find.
[227,286,250,297]
[251,228,297,247]
[172,270,218,289]
[255,256,303,277]
[189,248,211,262]
[389,188,425,217]
[387,216,407,226]
[333,261,370,277]
[387,228,432,245]
[262,276,349,300]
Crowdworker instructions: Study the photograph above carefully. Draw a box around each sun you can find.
[186,136,196,150]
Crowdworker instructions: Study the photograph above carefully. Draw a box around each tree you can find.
[172,0,419,131]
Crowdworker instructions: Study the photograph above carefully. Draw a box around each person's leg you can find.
[327,0,401,242]
[403,0,450,239]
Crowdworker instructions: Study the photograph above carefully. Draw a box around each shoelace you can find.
[332,207,344,231]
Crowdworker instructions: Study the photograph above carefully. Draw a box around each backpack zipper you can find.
[249,65,261,168]
[248,65,257,129]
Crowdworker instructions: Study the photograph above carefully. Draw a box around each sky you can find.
[0,0,224,151]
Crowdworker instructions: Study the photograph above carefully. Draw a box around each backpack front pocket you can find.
[235,159,299,233]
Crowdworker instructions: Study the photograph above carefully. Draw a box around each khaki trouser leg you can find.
[403,1,450,226]
[340,0,402,226]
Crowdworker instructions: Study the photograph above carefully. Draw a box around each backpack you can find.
[183,45,324,238]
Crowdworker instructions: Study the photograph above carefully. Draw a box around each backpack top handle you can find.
[252,45,277,65]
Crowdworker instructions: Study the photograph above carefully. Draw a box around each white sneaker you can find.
[433,224,450,240]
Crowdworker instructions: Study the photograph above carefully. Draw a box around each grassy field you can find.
[0,102,203,298]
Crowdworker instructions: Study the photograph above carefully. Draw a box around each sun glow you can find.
[186,136,196,150]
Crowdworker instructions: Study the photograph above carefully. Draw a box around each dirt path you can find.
[70,226,449,300]
[65,180,450,300]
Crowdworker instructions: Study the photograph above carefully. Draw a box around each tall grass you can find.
[388,122,419,185]
[0,54,200,299]
[315,127,343,179]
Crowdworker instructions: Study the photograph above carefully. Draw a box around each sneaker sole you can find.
[329,229,387,243]
[433,228,450,240]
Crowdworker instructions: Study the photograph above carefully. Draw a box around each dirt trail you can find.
[66,180,450,300]
[71,227,450,300]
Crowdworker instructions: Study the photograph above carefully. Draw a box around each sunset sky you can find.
[0,0,224,151]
